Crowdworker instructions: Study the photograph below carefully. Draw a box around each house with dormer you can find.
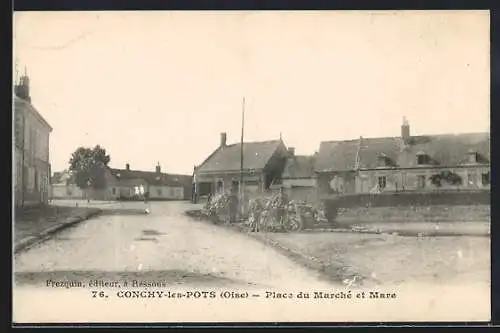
[314,118,490,195]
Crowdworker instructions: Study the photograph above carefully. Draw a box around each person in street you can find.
[228,187,239,223]
[276,186,289,226]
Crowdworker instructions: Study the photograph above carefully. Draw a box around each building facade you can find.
[314,118,490,197]
[49,164,192,201]
[105,163,191,201]
[193,132,288,200]
[279,149,317,203]
[14,72,52,207]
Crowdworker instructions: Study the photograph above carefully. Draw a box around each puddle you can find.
[141,229,165,236]
[134,237,158,242]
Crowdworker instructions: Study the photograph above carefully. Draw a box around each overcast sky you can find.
[13,10,489,175]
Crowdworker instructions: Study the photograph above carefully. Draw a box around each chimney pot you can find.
[401,117,410,141]
[220,132,227,147]
[156,162,161,174]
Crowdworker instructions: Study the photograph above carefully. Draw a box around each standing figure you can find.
[276,186,289,226]
[228,188,239,223]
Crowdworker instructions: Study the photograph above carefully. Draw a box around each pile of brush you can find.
[246,192,326,233]
[201,193,231,223]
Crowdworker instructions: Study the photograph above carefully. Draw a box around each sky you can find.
[13,10,490,175]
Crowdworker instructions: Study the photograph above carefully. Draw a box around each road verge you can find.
[14,208,102,254]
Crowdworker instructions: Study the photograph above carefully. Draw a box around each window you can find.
[482,172,490,185]
[467,173,475,186]
[112,188,116,195]
[15,113,23,147]
[32,168,36,190]
[216,181,223,192]
[378,176,387,189]
[417,175,426,189]
[417,154,426,165]
[157,188,162,196]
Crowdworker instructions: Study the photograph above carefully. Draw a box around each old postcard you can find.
[12,10,490,324]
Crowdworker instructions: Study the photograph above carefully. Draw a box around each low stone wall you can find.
[335,204,490,224]
[323,190,489,208]
[322,191,490,224]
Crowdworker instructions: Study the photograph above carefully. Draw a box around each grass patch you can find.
[14,205,99,245]
[265,232,490,287]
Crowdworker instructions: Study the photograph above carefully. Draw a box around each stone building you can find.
[314,118,490,196]
[279,149,317,202]
[14,70,52,207]
[193,132,288,200]
[49,163,192,201]
[106,163,192,201]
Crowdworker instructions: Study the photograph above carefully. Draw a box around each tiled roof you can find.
[282,155,316,179]
[315,132,490,172]
[195,140,284,173]
[109,168,189,187]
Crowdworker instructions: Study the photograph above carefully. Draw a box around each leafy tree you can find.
[68,145,111,190]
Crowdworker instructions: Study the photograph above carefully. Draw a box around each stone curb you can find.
[14,208,103,254]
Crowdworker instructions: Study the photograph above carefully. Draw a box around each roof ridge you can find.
[229,139,282,145]
[320,132,489,144]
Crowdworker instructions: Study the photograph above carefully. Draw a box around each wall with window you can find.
[149,185,184,200]
[194,172,264,196]
[14,100,52,207]
[352,166,490,193]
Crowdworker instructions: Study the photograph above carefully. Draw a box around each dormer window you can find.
[376,152,396,167]
[377,153,387,167]
[467,150,478,163]
[416,151,428,165]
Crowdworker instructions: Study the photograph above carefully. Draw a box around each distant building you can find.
[193,132,288,199]
[50,170,84,199]
[279,149,317,202]
[281,148,316,188]
[314,118,490,196]
[49,164,192,201]
[14,69,53,207]
[106,163,192,201]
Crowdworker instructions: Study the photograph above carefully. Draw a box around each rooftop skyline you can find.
[14,10,490,174]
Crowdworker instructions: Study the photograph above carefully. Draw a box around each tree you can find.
[68,145,111,190]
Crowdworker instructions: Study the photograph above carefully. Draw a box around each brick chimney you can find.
[126,163,130,170]
[287,147,295,157]
[401,116,410,141]
[14,67,31,103]
[220,132,227,147]
[155,162,161,174]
